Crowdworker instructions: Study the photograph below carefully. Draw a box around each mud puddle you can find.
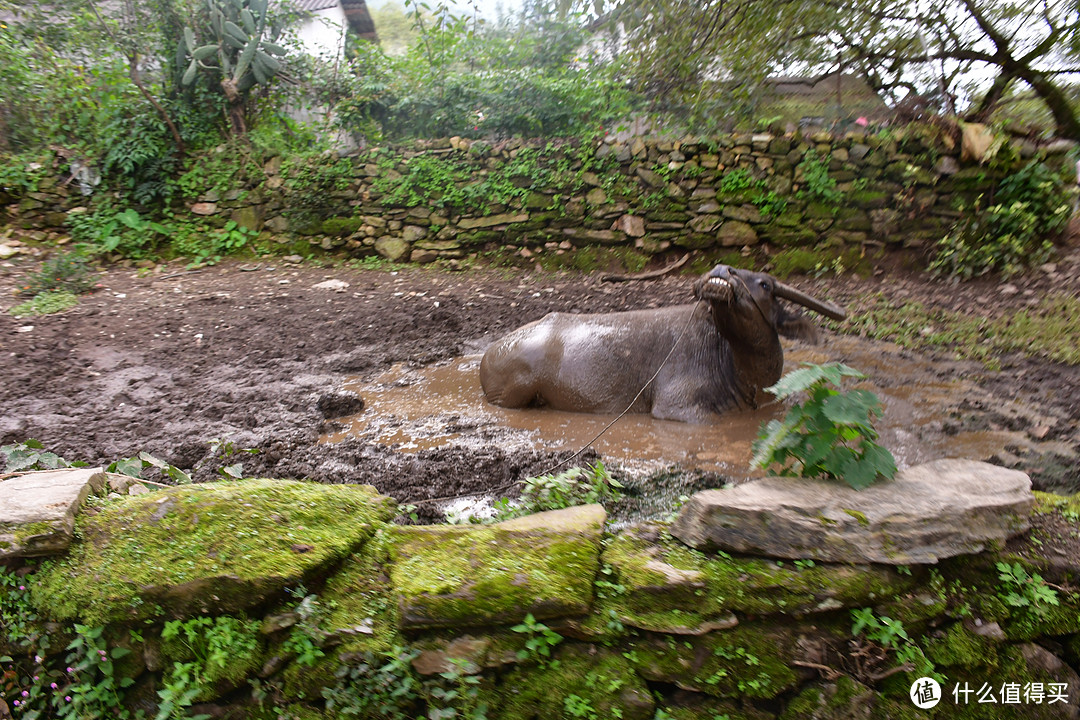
[323,334,1067,486]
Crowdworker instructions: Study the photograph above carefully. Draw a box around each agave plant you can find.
[181,0,289,134]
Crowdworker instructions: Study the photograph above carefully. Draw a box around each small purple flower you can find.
[18,585,25,591]
[34,655,42,663]
[32,676,38,681]
[66,667,74,674]
[51,682,58,689]
[12,700,19,707]
[65,695,72,702]
[21,690,29,697]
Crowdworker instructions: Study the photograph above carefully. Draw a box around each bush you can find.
[931,160,1071,278]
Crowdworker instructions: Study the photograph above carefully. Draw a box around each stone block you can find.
[0,468,105,560]
[671,459,1034,565]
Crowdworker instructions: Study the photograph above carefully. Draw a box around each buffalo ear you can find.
[776,307,820,344]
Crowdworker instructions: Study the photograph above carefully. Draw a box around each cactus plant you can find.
[180,0,289,135]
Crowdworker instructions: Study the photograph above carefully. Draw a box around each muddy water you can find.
[323,334,1059,482]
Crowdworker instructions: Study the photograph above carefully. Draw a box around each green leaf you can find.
[821,391,874,426]
[262,41,287,56]
[113,456,144,478]
[224,20,249,43]
[860,442,898,481]
[181,58,199,86]
[254,49,281,74]
[183,26,196,53]
[234,39,258,81]
[24,438,45,449]
[193,44,219,62]
[765,362,865,399]
[240,8,257,34]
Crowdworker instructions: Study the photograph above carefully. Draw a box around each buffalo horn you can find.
[775,282,847,321]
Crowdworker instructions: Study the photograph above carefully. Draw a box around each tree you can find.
[572,0,1080,139]
[180,0,291,136]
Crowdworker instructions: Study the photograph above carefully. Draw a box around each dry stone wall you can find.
[6,126,1074,265]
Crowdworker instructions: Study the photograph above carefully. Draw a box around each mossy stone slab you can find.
[495,643,654,720]
[30,479,395,624]
[603,526,916,633]
[672,460,1033,564]
[0,467,105,560]
[390,505,605,629]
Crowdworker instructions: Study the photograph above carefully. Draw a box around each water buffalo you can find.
[479,265,846,423]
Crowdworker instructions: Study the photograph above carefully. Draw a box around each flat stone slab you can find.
[670,459,1033,565]
[0,467,105,559]
[391,504,605,629]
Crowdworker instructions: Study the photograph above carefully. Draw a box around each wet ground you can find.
[2,248,1079,523]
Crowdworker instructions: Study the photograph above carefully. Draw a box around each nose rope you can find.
[411,303,701,509]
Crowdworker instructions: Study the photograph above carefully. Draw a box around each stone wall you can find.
[5,125,1074,265]
[4,466,1080,719]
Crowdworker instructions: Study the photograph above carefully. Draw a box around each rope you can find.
[412,303,702,506]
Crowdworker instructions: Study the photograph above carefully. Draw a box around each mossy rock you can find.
[626,623,802,700]
[923,622,1002,670]
[603,527,917,633]
[779,676,878,719]
[320,216,363,237]
[389,505,604,629]
[30,479,395,624]
[318,535,399,654]
[159,615,264,702]
[659,700,775,720]
[494,643,654,720]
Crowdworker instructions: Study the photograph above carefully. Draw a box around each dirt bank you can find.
[2,249,1078,523]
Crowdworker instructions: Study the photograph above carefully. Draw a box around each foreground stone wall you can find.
[5,125,1074,265]
[4,465,1080,719]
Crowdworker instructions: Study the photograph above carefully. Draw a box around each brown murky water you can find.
[322,334,1065,482]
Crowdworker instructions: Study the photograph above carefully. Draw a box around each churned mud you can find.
[2,249,1079,523]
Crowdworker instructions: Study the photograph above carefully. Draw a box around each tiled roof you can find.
[292,0,339,11]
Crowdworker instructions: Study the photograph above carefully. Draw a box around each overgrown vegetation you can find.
[846,292,1080,367]
[493,462,623,520]
[931,160,1072,279]
[752,363,898,489]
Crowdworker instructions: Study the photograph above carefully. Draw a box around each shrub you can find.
[752,363,897,490]
[931,160,1071,278]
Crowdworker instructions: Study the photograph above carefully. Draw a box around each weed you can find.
[850,607,941,681]
[157,615,260,719]
[1,439,80,473]
[322,646,422,720]
[107,451,193,484]
[797,149,842,204]
[18,252,97,297]
[996,562,1060,624]
[931,161,1070,279]
[494,461,622,520]
[752,363,897,489]
[511,613,563,666]
[8,291,79,317]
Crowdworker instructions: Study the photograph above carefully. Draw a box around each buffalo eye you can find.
[758,279,772,291]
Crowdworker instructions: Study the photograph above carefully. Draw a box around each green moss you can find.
[11,521,56,545]
[30,479,395,624]
[627,624,800,700]
[318,533,399,654]
[769,248,827,278]
[842,509,870,527]
[602,528,917,631]
[495,643,654,720]
[923,622,1000,670]
[320,216,363,236]
[390,519,601,628]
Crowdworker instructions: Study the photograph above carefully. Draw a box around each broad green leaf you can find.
[183,26,196,52]
[24,438,45,449]
[838,454,879,490]
[193,44,219,62]
[821,392,874,426]
[182,56,199,85]
[113,456,144,478]
[765,362,865,399]
[860,442,898,481]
